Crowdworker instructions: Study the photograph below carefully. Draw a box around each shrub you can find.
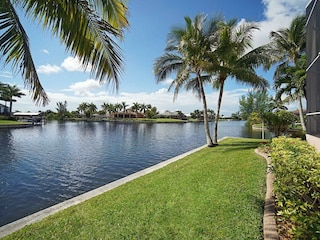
[271,137,320,239]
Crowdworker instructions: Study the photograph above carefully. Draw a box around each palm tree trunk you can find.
[262,119,265,140]
[198,74,214,147]
[214,80,225,144]
[9,99,13,117]
[297,96,306,131]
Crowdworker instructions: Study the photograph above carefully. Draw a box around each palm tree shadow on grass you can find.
[214,140,266,152]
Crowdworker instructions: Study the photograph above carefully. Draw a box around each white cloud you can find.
[159,78,174,85]
[41,49,49,54]
[37,64,62,74]
[0,71,13,78]
[61,56,92,72]
[251,0,309,48]
[65,79,101,97]
[12,85,305,117]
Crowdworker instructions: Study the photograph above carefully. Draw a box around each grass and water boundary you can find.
[1,138,267,239]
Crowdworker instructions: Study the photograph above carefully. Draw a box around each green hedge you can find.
[271,137,320,239]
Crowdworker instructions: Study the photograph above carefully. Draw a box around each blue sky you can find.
[0,0,308,115]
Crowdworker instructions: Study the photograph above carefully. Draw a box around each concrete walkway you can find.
[0,138,278,239]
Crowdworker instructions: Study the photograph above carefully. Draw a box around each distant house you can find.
[158,110,181,119]
[110,110,145,119]
[13,112,44,124]
[306,0,320,151]
[0,104,9,116]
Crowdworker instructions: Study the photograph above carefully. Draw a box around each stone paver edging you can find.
[255,149,279,240]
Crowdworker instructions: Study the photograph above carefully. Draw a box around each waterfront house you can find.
[0,104,9,116]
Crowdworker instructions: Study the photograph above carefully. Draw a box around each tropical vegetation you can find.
[154,14,270,146]
[271,137,320,239]
[154,14,219,147]
[2,138,266,239]
[0,83,25,116]
[207,19,270,144]
[0,0,129,105]
[266,15,307,131]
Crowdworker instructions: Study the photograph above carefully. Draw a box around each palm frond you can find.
[0,0,49,105]
[21,0,128,90]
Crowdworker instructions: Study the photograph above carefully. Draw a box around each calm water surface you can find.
[0,120,267,226]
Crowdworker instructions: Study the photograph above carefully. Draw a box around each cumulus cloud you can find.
[37,64,62,74]
[251,0,309,48]
[65,79,101,97]
[61,56,92,72]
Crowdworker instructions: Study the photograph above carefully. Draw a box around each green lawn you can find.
[4,138,267,239]
[0,120,29,125]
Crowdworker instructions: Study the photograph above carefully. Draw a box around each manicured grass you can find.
[4,138,266,239]
[0,120,29,125]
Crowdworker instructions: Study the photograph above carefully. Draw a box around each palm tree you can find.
[131,102,140,112]
[0,1,129,106]
[56,100,68,120]
[77,102,89,116]
[208,19,269,144]
[114,103,122,118]
[267,15,306,131]
[87,103,97,118]
[1,84,25,116]
[154,14,221,147]
[139,103,147,113]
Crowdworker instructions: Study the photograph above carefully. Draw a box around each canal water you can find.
[0,120,268,226]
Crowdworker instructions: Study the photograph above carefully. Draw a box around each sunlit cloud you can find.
[61,56,92,72]
[37,64,62,74]
[250,0,309,48]
[64,79,101,97]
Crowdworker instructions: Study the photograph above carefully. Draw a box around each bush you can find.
[271,137,320,239]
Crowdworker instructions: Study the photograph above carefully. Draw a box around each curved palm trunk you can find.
[297,96,306,131]
[198,74,214,147]
[214,79,225,145]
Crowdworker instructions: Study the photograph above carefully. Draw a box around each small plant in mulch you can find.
[257,140,272,155]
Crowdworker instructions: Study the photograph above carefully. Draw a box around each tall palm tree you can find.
[208,19,269,144]
[267,15,306,131]
[154,14,221,147]
[131,102,140,112]
[1,84,25,115]
[0,0,129,106]
[87,102,97,118]
[77,102,89,116]
[56,100,68,120]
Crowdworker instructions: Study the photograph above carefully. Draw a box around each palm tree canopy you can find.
[268,15,306,65]
[0,0,129,106]
[209,19,270,89]
[273,54,306,103]
[2,84,25,100]
[154,14,221,100]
